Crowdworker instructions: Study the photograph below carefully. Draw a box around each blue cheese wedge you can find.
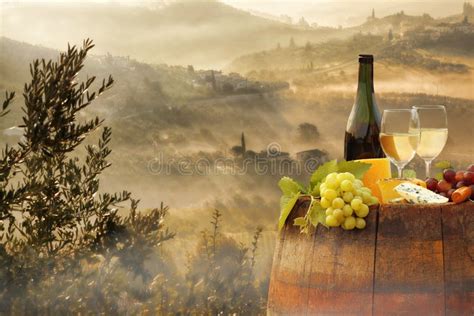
[394,182,449,204]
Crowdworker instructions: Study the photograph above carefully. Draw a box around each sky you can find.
[221,0,468,26]
[0,0,469,27]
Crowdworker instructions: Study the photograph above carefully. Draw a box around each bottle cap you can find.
[359,54,374,63]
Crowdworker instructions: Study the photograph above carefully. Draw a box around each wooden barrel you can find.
[267,196,474,315]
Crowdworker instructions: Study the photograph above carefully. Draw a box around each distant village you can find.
[187,67,289,95]
[230,133,329,174]
[94,51,289,97]
[255,2,474,37]
[361,2,474,41]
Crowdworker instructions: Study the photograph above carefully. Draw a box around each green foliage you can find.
[0,92,14,118]
[402,169,417,178]
[310,159,370,189]
[293,197,327,234]
[182,209,266,315]
[434,160,452,169]
[278,176,305,196]
[0,40,267,315]
[0,40,177,314]
[309,200,327,227]
[277,177,305,230]
[278,160,371,232]
[337,161,372,180]
[1,39,124,256]
[433,160,453,180]
[278,192,301,231]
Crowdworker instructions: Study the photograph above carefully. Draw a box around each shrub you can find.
[0,40,267,315]
[0,40,174,314]
[182,209,265,315]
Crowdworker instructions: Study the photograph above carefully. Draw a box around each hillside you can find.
[227,16,474,101]
[354,11,437,34]
[229,18,474,72]
[0,37,291,161]
[1,37,473,286]
[1,1,351,69]
[0,37,296,212]
[349,3,473,35]
[2,38,473,211]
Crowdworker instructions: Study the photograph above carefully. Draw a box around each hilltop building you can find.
[367,8,376,21]
[231,132,246,157]
[241,132,246,155]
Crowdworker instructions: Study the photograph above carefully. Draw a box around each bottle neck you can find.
[357,62,374,93]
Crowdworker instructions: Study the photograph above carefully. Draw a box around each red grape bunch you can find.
[425,164,474,203]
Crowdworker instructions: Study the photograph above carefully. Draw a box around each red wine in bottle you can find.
[344,54,384,160]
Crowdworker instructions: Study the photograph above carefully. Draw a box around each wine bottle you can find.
[344,54,384,160]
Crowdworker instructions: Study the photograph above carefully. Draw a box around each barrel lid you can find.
[359,54,374,63]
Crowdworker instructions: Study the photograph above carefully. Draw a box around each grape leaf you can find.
[310,183,321,197]
[434,160,451,169]
[337,160,371,179]
[308,200,327,228]
[293,217,306,227]
[402,169,417,179]
[278,192,300,231]
[310,159,338,187]
[296,180,309,194]
[279,177,305,196]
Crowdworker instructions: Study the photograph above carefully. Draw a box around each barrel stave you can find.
[268,197,314,315]
[442,202,474,315]
[374,204,445,316]
[268,197,474,316]
[306,210,376,316]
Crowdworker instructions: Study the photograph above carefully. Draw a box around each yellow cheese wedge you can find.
[378,178,407,203]
[355,158,391,201]
[377,178,427,203]
[409,178,427,188]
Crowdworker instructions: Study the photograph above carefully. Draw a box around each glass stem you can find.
[425,160,431,179]
[397,165,403,178]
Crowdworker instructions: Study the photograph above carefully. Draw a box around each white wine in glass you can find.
[380,109,420,178]
[412,105,448,178]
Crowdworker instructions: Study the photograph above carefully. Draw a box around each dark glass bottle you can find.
[344,54,384,160]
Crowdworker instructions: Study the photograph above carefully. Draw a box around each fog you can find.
[2,0,473,239]
[1,0,473,313]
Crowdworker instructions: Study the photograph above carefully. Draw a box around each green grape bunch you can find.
[319,172,378,230]
[278,159,376,234]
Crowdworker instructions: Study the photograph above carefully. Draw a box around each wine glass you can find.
[380,109,420,178]
[412,105,448,178]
